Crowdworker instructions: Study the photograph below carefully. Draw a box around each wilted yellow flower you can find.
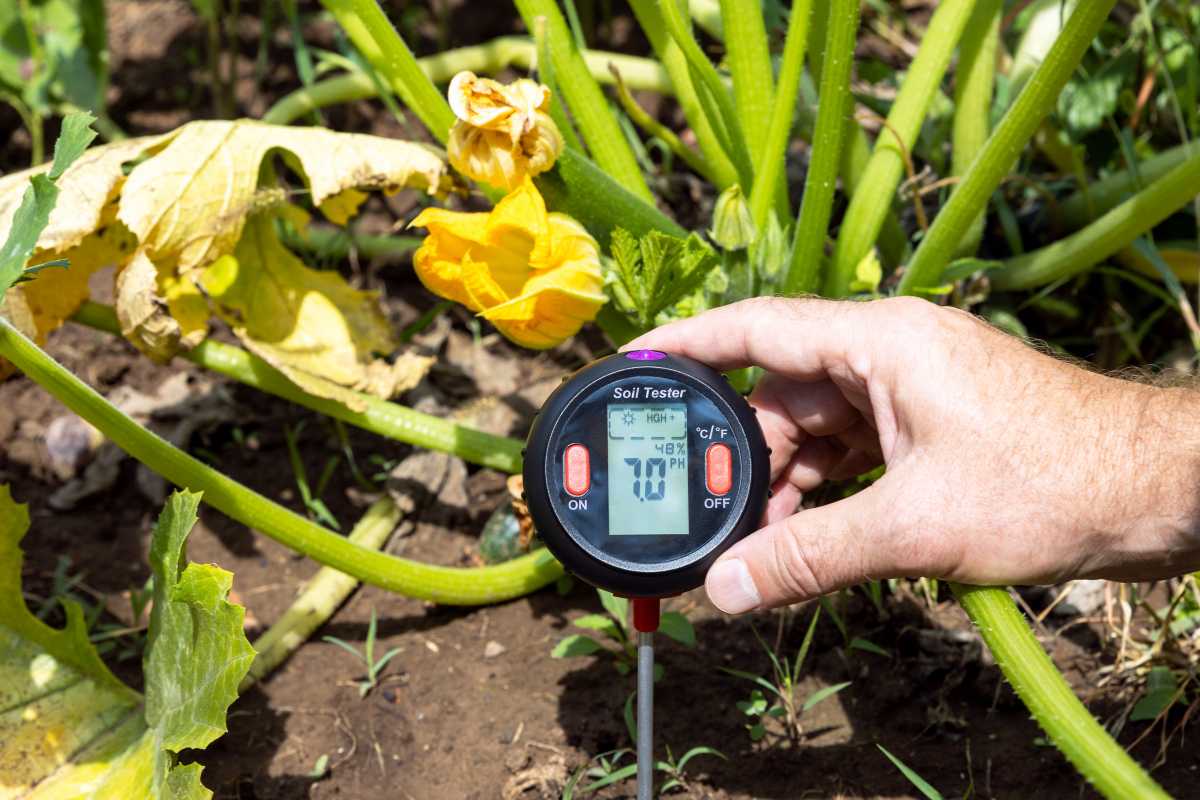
[446,71,564,190]
[410,178,605,348]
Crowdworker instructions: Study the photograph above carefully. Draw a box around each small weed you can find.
[551,589,694,680]
[284,420,341,530]
[877,744,945,800]
[561,743,725,797]
[322,609,402,698]
[722,607,851,742]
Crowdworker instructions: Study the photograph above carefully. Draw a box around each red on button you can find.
[564,444,590,496]
[706,443,732,495]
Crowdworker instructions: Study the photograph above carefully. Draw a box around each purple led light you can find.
[625,349,666,361]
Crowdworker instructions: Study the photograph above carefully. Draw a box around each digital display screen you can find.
[607,404,689,535]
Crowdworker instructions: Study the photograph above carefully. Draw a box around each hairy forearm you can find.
[1087,378,1200,581]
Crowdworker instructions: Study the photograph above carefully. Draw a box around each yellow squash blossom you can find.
[410,178,605,349]
[447,72,564,190]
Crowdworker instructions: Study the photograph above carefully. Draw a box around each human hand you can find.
[624,297,1200,613]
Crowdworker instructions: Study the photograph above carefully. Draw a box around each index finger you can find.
[622,297,858,382]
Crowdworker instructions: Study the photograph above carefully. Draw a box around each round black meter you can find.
[524,350,770,597]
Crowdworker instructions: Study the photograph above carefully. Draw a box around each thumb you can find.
[705,484,897,613]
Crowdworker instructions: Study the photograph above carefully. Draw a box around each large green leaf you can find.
[0,487,255,797]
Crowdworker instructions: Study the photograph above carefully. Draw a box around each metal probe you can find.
[636,630,654,800]
[631,597,660,800]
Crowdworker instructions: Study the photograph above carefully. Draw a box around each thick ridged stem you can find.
[262,38,672,125]
[514,0,654,202]
[952,585,1168,799]
[991,149,1200,290]
[898,0,1117,294]
[658,0,755,190]
[748,0,812,231]
[0,315,563,604]
[825,0,977,297]
[784,0,858,295]
[951,0,1002,257]
[241,496,402,688]
[318,0,454,141]
[629,0,739,189]
[71,302,525,474]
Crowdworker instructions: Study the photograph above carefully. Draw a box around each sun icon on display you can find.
[622,410,636,426]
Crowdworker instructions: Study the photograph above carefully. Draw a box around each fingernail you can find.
[706,558,761,614]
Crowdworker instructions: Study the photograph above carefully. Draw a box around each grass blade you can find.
[877,745,945,800]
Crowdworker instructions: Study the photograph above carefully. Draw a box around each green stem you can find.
[720,0,774,171]
[0,316,563,604]
[898,0,1117,295]
[629,0,739,189]
[534,18,585,153]
[611,67,715,183]
[991,148,1200,291]
[314,1,676,246]
[71,302,524,474]
[513,0,654,203]
[319,0,455,142]
[785,0,858,295]
[537,149,686,248]
[748,0,812,232]
[1059,142,1200,231]
[825,0,977,297]
[658,0,756,190]
[804,5,907,268]
[262,38,671,125]
[242,496,401,689]
[952,584,1168,799]
[951,0,1002,257]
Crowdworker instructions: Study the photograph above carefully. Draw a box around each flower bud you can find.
[708,184,755,250]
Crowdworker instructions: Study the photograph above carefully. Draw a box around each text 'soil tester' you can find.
[524,350,770,800]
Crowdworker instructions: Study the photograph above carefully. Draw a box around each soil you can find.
[3,2,1199,799]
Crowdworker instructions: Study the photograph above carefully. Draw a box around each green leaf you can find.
[144,490,257,788]
[573,613,622,641]
[802,681,852,713]
[609,227,718,327]
[848,637,892,658]
[675,745,727,770]
[0,486,254,796]
[719,666,781,697]
[657,611,696,647]
[1130,666,1178,722]
[0,111,96,296]
[748,722,766,741]
[598,589,629,631]
[877,744,945,800]
[942,256,1002,282]
[551,633,605,659]
[1058,51,1136,138]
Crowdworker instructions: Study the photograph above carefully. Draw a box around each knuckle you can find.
[773,517,827,600]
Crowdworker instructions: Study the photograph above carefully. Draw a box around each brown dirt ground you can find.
[4,1,1200,798]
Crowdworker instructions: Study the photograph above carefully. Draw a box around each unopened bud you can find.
[709,185,755,250]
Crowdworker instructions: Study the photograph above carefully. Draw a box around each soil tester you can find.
[525,350,770,799]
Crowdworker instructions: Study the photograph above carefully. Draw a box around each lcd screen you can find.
[607,403,689,535]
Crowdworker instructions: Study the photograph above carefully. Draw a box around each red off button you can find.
[706,443,732,495]
[563,444,590,496]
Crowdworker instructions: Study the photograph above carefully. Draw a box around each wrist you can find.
[1088,379,1200,581]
